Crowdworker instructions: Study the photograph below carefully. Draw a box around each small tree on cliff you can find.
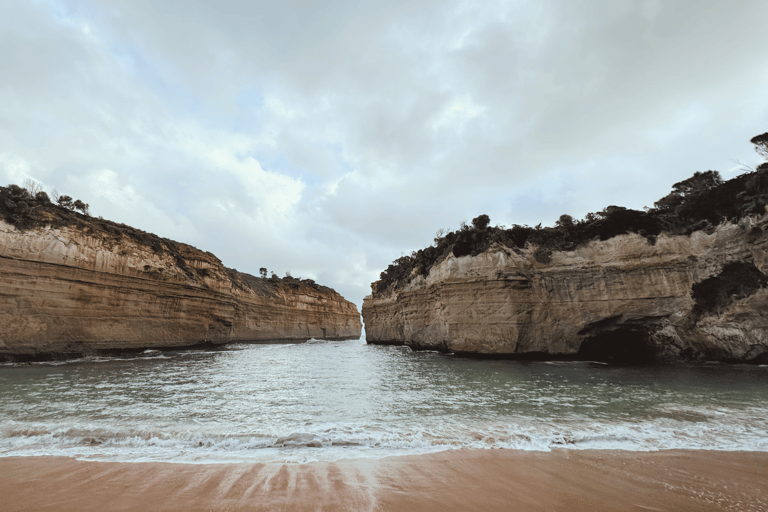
[57,195,74,209]
[471,214,490,231]
[653,171,722,211]
[751,132,768,160]
[555,214,574,229]
[73,199,89,215]
[259,267,268,278]
[22,178,43,196]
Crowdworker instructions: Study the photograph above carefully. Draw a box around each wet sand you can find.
[1,450,767,511]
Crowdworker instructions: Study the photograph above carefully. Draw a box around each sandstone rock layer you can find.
[0,220,361,360]
[362,217,768,362]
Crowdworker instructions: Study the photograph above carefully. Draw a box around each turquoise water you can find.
[1,338,767,463]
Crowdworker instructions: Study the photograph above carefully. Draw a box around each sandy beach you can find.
[1,449,767,511]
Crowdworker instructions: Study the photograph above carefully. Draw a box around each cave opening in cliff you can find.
[577,328,655,364]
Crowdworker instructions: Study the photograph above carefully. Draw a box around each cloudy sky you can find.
[2,0,768,309]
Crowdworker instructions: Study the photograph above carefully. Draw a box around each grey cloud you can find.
[2,0,768,308]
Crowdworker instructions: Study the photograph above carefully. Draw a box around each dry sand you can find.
[1,450,767,511]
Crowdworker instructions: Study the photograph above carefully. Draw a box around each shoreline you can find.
[0,336,364,364]
[2,449,767,511]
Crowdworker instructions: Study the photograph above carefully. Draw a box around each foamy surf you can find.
[2,408,767,464]
[1,339,767,463]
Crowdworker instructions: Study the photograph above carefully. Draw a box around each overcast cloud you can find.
[2,0,768,308]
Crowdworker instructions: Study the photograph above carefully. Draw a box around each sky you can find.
[2,0,768,310]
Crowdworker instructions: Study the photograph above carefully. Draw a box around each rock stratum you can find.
[363,217,768,363]
[363,139,768,364]
[0,209,361,361]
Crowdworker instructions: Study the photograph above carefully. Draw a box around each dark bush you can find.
[452,231,476,257]
[8,184,28,198]
[472,214,490,231]
[57,195,74,209]
[556,214,574,228]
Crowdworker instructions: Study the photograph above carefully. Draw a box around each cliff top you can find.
[373,132,768,296]
[0,183,334,297]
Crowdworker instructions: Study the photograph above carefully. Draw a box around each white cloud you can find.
[431,96,486,131]
[71,168,195,239]
[2,0,768,309]
[0,153,35,186]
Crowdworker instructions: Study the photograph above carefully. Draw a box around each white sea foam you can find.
[2,408,767,464]
[2,340,767,463]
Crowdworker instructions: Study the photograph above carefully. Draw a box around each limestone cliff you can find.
[362,216,768,363]
[0,216,361,361]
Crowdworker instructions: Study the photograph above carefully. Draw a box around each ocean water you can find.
[1,337,767,464]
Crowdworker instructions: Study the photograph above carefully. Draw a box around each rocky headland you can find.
[0,185,361,361]
[362,133,768,363]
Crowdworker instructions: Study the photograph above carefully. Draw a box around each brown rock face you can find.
[362,216,768,363]
[0,220,361,360]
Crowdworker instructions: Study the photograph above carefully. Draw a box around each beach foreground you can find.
[2,450,766,511]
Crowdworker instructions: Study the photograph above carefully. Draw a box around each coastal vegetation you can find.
[0,180,327,294]
[375,132,768,295]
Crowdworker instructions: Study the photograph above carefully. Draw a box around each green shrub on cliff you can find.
[0,183,95,231]
[374,132,768,295]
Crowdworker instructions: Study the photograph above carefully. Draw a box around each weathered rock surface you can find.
[362,216,768,363]
[0,219,361,360]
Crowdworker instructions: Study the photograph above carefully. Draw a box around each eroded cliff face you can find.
[0,220,361,360]
[362,216,768,363]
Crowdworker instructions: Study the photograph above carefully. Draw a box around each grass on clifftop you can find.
[0,182,332,295]
[374,132,768,296]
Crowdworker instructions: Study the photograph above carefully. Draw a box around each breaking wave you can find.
[2,339,767,463]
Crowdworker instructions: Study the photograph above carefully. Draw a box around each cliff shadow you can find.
[690,261,768,318]
[576,327,656,364]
